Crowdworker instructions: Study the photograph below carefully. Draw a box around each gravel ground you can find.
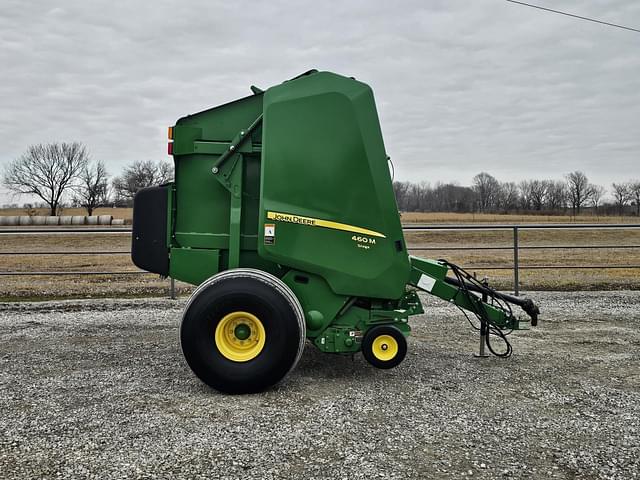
[1,291,639,479]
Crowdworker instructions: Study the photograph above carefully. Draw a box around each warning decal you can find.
[417,274,436,292]
[264,223,275,245]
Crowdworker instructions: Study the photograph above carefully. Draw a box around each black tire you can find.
[180,269,305,394]
[362,325,407,369]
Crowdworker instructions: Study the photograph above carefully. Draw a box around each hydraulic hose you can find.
[444,276,539,326]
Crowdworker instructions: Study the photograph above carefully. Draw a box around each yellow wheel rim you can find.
[214,311,266,362]
[371,334,398,362]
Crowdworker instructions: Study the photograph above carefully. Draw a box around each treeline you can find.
[2,142,173,215]
[394,171,640,216]
[3,142,639,218]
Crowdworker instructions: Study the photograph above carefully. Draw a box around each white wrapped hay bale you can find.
[71,216,86,225]
[45,216,59,225]
[98,215,113,225]
[86,216,99,225]
[111,218,125,226]
[19,216,32,226]
[30,216,46,225]
[59,216,73,225]
[3,216,20,226]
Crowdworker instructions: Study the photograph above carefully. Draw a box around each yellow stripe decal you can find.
[267,211,386,238]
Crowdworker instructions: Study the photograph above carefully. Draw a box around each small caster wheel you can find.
[362,325,407,369]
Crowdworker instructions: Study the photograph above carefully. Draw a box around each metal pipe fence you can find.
[0,226,178,298]
[403,223,640,295]
[1,223,639,298]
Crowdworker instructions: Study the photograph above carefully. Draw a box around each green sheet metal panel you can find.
[258,71,410,299]
[172,94,263,250]
[169,247,220,286]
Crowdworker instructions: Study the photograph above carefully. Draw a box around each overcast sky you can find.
[1,0,639,204]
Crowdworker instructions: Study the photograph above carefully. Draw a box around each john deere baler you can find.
[132,70,538,394]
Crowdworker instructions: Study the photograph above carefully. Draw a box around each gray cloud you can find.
[1,0,639,204]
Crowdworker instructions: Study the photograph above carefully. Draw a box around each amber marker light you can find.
[168,126,175,155]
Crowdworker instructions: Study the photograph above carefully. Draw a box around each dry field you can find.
[0,232,184,301]
[404,228,640,291]
[401,211,640,224]
[0,212,639,300]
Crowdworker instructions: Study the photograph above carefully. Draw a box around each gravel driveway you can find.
[1,291,639,479]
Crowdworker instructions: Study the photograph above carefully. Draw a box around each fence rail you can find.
[404,223,640,295]
[1,223,639,297]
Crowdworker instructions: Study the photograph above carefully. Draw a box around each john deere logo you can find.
[266,211,385,238]
[270,212,316,226]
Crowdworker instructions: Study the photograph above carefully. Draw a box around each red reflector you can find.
[168,142,173,155]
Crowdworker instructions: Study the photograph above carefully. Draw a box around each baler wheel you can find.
[362,325,407,369]
[180,269,305,394]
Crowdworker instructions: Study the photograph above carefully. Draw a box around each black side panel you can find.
[132,185,169,276]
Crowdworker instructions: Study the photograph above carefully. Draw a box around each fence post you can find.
[513,226,520,296]
[170,277,176,300]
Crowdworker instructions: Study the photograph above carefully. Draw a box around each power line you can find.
[505,0,640,34]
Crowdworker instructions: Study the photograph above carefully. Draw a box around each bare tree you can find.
[75,160,109,216]
[394,181,476,213]
[546,181,567,212]
[393,181,410,211]
[518,180,534,211]
[472,172,500,212]
[157,161,174,183]
[112,160,174,204]
[442,183,475,212]
[589,184,605,214]
[2,142,89,215]
[628,181,640,216]
[565,171,591,216]
[529,180,549,211]
[611,182,631,216]
[407,182,423,211]
[500,182,520,212]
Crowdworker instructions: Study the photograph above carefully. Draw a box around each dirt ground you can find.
[0,291,638,479]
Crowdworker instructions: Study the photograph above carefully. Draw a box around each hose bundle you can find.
[439,260,515,358]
